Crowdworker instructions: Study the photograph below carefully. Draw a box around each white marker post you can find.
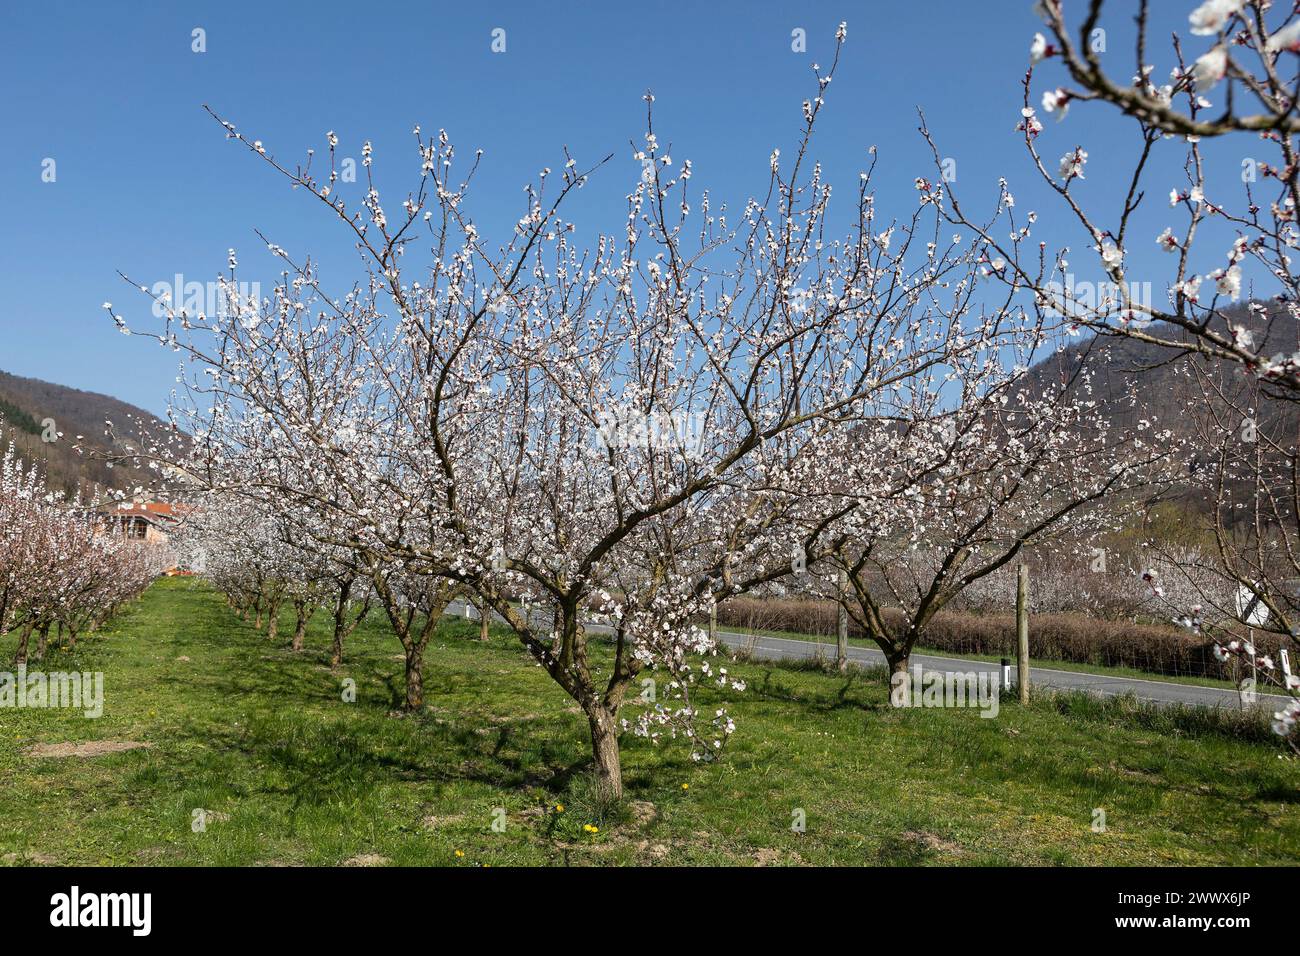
[1235,584,1269,709]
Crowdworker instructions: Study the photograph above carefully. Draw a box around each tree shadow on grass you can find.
[1252,780,1300,803]
[184,706,595,812]
[743,669,890,714]
[152,606,607,805]
[875,833,933,865]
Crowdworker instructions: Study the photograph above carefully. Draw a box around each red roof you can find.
[109,501,195,524]
[114,501,191,516]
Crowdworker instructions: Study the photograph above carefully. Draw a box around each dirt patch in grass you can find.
[634,840,670,860]
[135,846,184,863]
[904,830,962,854]
[628,800,657,826]
[877,830,964,863]
[2,851,57,865]
[753,847,804,866]
[422,813,467,830]
[557,833,673,861]
[23,741,152,759]
[1107,761,1157,778]
[341,853,390,867]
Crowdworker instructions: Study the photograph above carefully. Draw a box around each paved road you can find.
[446,601,1289,713]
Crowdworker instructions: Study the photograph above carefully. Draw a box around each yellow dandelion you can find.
[454,850,465,858]
[555,804,564,813]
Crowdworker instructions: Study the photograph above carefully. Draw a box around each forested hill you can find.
[1027,299,1300,437]
[0,369,170,500]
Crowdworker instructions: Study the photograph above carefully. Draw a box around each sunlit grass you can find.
[0,578,1295,866]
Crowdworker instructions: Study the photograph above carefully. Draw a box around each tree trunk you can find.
[14,624,33,667]
[331,585,352,669]
[476,599,490,642]
[884,646,910,706]
[35,622,51,661]
[403,642,425,710]
[291,601,310,651]
[551,604,564,657]
[331,615,346,669]
[265,599,282,642]
[588,710,623,800]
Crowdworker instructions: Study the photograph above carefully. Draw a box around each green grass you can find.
[1,578,1297,866]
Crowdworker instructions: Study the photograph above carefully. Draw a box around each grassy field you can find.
[1,578,1297,866]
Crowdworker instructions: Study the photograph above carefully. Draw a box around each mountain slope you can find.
[1026,299,1300,437]
[0,369,170,500]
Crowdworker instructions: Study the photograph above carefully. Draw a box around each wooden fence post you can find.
[1016,563,1030,705]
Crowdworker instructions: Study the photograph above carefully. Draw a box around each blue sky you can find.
[0,0,1259,416]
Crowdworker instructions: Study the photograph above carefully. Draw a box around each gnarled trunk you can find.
[291,601,311,651]
[330,584,352,669]
[403,643,425,710]
[14,623,34,667]
[588,709,623,800]
[331,616,346,669]
[265,598,282,642]
[884,644,910,706]
[551,604,564,658]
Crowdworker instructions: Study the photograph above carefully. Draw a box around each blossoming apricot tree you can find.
[0,444,161,665]
[110,20,1192,795]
